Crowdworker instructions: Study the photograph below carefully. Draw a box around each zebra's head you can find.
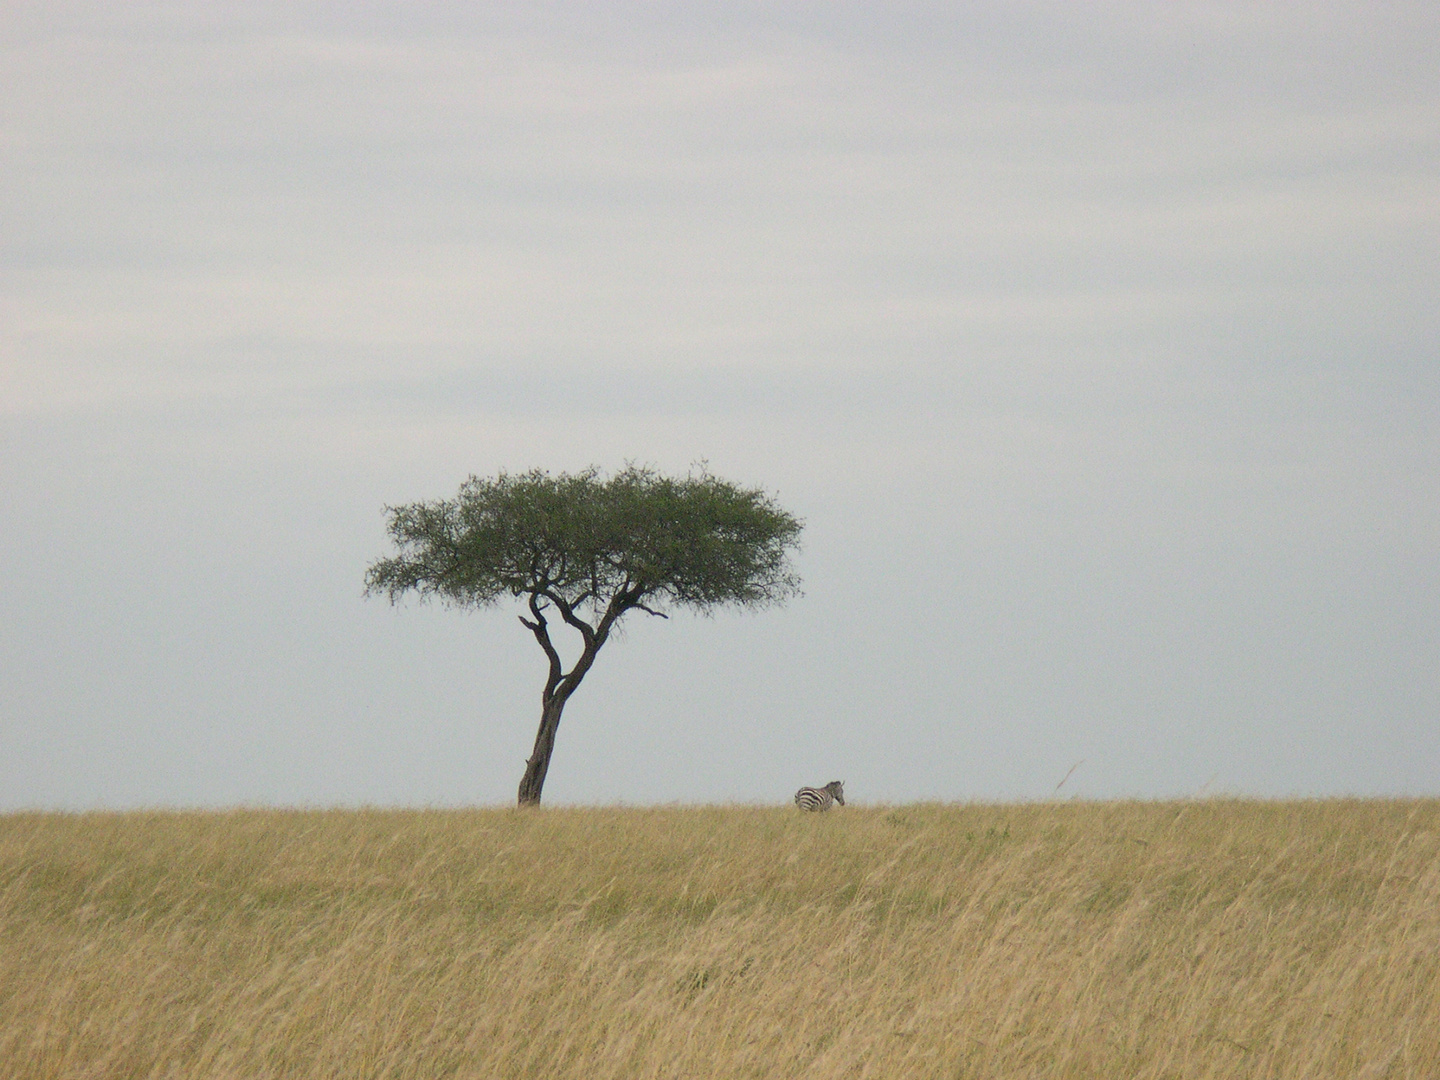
[826,780,845,806]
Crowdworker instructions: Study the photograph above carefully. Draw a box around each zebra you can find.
[794,781,844,811]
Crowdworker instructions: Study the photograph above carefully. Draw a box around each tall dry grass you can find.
[2,800,1438,1078]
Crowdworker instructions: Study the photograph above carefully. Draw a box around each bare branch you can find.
[541,588,597,651]
[522,595,564,703]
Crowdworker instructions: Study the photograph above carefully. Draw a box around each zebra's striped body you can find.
[794,781,845,812]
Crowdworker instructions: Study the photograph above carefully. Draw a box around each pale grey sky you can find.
[3,1,1437,807]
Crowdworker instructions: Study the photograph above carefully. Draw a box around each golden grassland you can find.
[2,800,1438,1079]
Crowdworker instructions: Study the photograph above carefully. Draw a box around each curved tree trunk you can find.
[514,601,616,806]
[517,695,567,806]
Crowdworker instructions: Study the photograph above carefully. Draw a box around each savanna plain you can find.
[2,800,1438,1079]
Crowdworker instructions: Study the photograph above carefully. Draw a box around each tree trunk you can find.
[515,617,611,807]
[517,694,567,805]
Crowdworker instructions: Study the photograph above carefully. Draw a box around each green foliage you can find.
[365,465,803,616]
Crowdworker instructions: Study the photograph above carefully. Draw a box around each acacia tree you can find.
[365,466,803,805]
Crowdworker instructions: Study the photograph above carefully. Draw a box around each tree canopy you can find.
[365,466,803,804]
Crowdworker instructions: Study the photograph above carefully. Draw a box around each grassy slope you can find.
[2,801,1438,1078]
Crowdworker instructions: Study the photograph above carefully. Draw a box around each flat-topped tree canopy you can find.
[366,465,802,614]
[365,465,803,804]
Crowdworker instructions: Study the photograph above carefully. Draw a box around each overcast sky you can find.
[3,1,1437,808]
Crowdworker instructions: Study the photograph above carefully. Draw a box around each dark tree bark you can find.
[518,696,566,805]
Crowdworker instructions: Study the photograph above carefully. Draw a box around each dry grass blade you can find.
[2,800,1437,1078]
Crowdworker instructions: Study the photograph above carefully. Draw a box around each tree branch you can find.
[519,594,564,703]
[541,588,597,651]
